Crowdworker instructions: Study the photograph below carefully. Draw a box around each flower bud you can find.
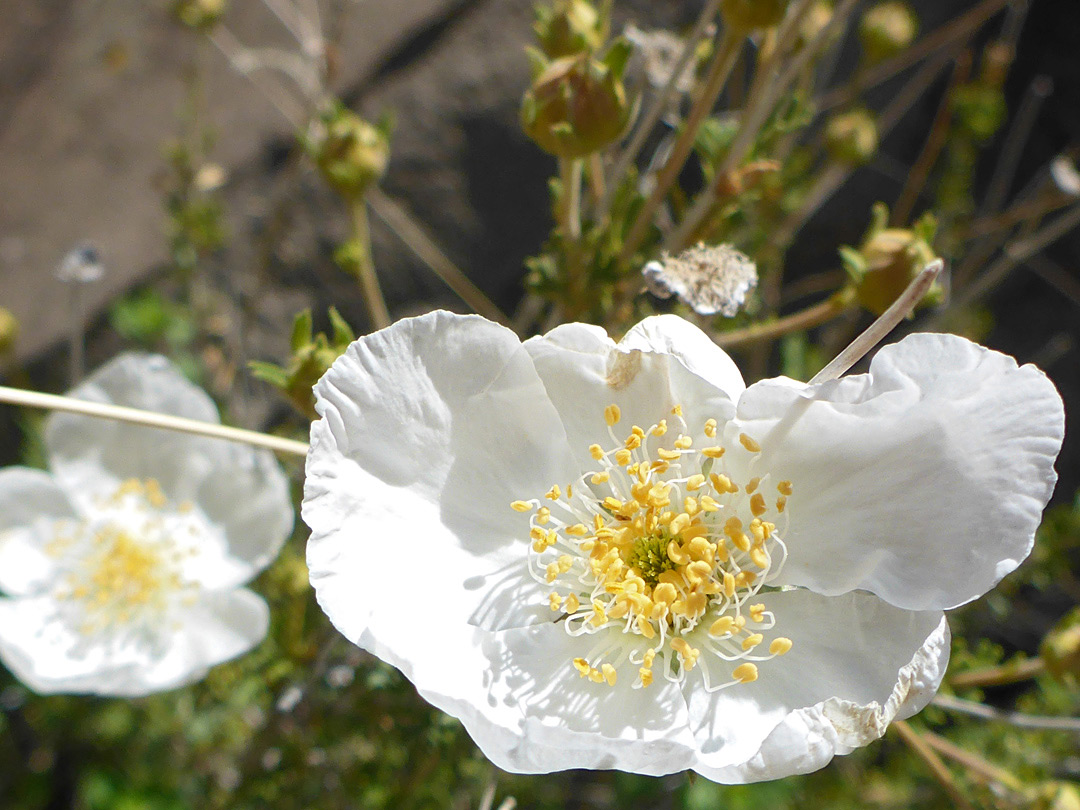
[720,0,790,32]
[840,203,943,316]
[825,108,879,166]
[172,0,227,30]
[1041,606,1080,687]
[521,47,631,159]
[534,0,604,59]
[307,105,391,200]
[859,2,918,64]
[0,307,17,354]
[797,1,835,49]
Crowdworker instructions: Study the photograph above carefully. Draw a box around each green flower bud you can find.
[720,0,790,32]
[859,2,918,64]
[307,105,391,200]
[840,203,943,316]
[521,48,631,159]
[1041,606,1080,687]
[534,0,604,59]
[824,108,879,166]
[0,307,17,354]
[172,0,227,30]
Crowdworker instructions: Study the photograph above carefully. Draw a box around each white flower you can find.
[0,354,293,696]
[303,312,1063,782]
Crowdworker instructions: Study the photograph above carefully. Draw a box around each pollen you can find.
[522,406,793,692]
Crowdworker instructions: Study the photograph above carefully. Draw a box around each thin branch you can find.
[0,386,309,457]
[892,720,977,810]
[932,694,1080,732]
[366,187,514,328]
[714,295,849,348]
[809,260,943,383]
[982,76,1053,216]
[920,729,1023,793]
[950,657,1045,689]
[349,198,392,330]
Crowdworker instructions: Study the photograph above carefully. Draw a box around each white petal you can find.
[0,468,79,595]
[620,315,745,401]
[0,589,268,696]
[682,589,946,777]
[44,353,292,581]
[699,596,950,783]
[524,320,737,473]
[736,333,1064,610]
[304,311,580,644]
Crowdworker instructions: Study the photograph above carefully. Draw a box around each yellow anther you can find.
[733,614,747,630]
[615,449,632,466]
[749,519,766,543]
[686,474,706,491]
[777,480,794,496]
[605,404,621,426]
[653,582,677,605]
[593,514,604,531]
[749,603,766,622]
[672,404,683,416]
[549,592,562,611]
[709,616,736,636]
[733,663,758,683]
[545,563,559,582]
[669,512,691,536]
[630,425,645,438]
[688,536,714,560]
[650,460,670,474]
[657,448,681,461]
[537,507,551,524]
[557,555,574,573]
[566,524,589,537]
[674,435,693,450]
[776,496,787,513]
[704,418,717,438]
[745,477,761,494]
[602,663,618,686]
[666,539,691,566]
[603,496,623,511]
[625,434,642,450]
[724,516,743,534]
[769,637,793,656]
[670,638,699,669]
[750,546,769,569]
[573,658,591,677]
[723,572,736,597]
[739,433,761,453]
[564,593,580,613]
[651,420,668,436]
[731,531,750,552]
[590,471,611,487]
[643,649,657,668]
[589,444,605,461]
[530,526,547,541]
[511,500,533,512]
[734,571,757,588]
[699,495,720,512]
[639,668,654,687]
[567,484,573,498]
[589,668,604,683]
[750,493,767,517]
[742,633,764,650]
[636,615,657,638]
[686,560,712,585]
[711,473,738,493]
[590,601,608,625]
[647,484,671,508]
[701,446,726,459]
[683,496,699,516]
[658,510,675,526]
[545,485,561,501]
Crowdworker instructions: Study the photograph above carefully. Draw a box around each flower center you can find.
[47,479,199,637]
[513,404,794,691]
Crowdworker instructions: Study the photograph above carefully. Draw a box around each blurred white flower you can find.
[304,312,1063,782]
[0,354,293,696]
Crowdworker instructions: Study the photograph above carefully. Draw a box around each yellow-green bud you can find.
[720,0,790,31]
[172,0,227,30]
[1041,607,1080,687]
[0,307,17,354]
[797,1,835,49]
[825,108,879,166]
[841,203,942,316]
[521,50,631,159]
[308,106,391,199]
[859,2,918,64]
[534,0,604,59]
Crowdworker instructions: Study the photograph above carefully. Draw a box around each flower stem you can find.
[0,385,309,457]
[931,694,1080,732]
[349,197,392,330]
[714,293,852,349]
[950,657,1045,689]
[809,260,943,384]
[892,720,977,810]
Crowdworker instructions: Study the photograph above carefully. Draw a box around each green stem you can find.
[714,293,852,348]
[349,197,392,330]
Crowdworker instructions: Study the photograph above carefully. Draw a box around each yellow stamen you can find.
[733,663,758,683]
[511,500,533,512]
[739,433,761,453]
[769,637,793,655]
[605,404,621,426]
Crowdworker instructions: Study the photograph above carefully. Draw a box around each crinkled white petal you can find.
[0,589,269,696]
[701,602,950,783]
[305,311,581,643]
[736,333,1064,610]
[0,468,79,596]
[524,319,737,473]
[44,352,292,583]
[684,589,947,778]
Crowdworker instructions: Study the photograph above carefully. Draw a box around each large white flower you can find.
[0,354,294,696]
[303,312,1064,782]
